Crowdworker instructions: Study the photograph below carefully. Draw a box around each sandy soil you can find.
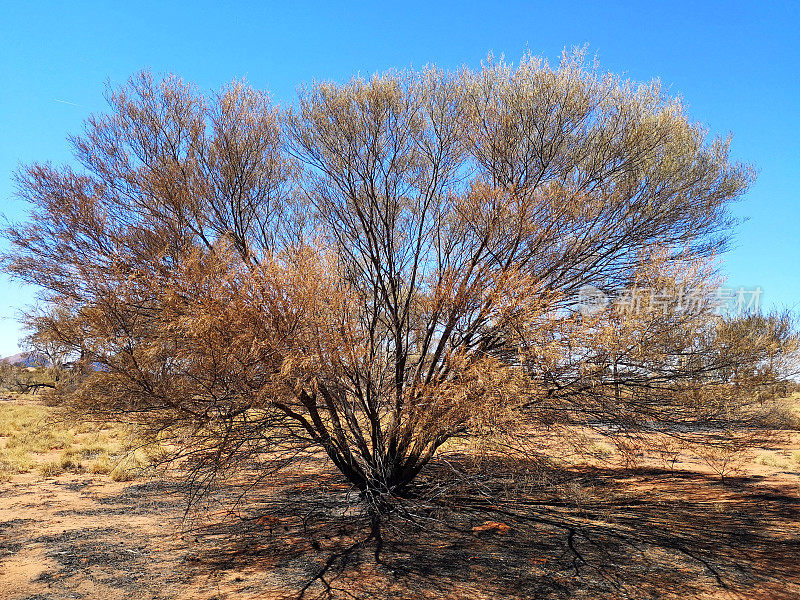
[1,426,799,599]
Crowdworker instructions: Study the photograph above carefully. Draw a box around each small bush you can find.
[753,400,800,430]
[693,433,749,483]
[107,450,151,482]
[109,466,137,482]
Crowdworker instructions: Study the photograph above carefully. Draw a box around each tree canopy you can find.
[5,52,794,527]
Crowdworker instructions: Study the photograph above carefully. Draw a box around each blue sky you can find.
[0,1,798,357]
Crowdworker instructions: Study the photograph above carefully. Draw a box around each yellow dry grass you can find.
[0,396,157,481]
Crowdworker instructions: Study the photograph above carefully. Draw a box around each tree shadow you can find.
[183,458,800,599]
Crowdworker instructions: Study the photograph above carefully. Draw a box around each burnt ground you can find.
[1,439,800,600]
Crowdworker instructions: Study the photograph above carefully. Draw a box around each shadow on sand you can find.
[182,458,800,600]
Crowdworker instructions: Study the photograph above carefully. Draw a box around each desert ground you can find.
[1,394,799,600]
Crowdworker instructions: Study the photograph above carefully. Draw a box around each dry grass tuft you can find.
[754,451,791,469]
[0,446,33,479]
[585,441,615,459]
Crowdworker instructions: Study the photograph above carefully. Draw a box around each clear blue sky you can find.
[1,1,798,357]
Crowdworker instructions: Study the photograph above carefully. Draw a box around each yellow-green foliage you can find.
[753,397,800,430]
[38,460,65,477]
[38,448,83,477]
[88,452,114,474]
[6,428,74,453]
[73,431,121,458]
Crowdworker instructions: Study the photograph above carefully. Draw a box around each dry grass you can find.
[0,396,157,481]
[585,441,615,458]
[753,392,800,429]
[0,401,49,436]
[0,447,32,479]
[754,451,792,469]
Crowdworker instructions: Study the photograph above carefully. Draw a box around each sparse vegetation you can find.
[0,391,799,598]
[585,441,615,459]
[754,451,791,469]
[0,396,155,481]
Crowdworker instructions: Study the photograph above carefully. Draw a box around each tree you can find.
[4,52,781,535]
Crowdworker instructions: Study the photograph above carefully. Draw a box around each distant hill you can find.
[0,352,49,368]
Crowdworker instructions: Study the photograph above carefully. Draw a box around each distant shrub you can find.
[754,452,790,469]
[753,401,800,430]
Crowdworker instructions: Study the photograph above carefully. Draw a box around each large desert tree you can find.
[5,53,776,523]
